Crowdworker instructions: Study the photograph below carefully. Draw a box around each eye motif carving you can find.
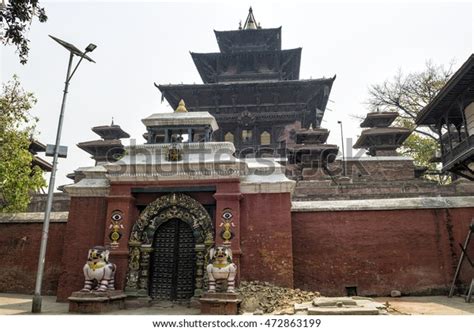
[109,210,124,248]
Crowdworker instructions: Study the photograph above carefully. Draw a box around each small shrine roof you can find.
[295,128,330,144]
[92,124,130,140]
[32,155,53,172]
[353,128,411,149]
[360,111,399,128]
[29,140,46,154]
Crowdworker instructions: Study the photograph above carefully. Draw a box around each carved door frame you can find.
[124,193,214,298]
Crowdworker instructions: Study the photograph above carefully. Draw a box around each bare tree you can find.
[366,60,455,182]
[367,60,453,139]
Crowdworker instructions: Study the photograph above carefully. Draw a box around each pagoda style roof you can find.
[157,77,334,107]
[353,128,411,149]
[287,143,338,152]
[157,78,334,128]
[295,128,330,144]
[191,48,301,83]
[92,124,130,140]
[416,53,474,125]
[77,139,123,153]
[142,111,219,131]
[360,111,399,128]
[214,27,282,53]
[32,155,53,172]
[213,7,281,53]
[29,140,46,154]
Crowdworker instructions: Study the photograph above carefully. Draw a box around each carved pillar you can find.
[104,194,137,292]
[213,184,242,284]
[194,244,206,297]
[137,246,153,296]
[124,242,141,295]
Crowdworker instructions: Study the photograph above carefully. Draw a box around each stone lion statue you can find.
[80,246,116,292]
[206,246,237,293]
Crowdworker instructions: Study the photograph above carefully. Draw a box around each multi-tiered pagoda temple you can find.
[156,8,335,157]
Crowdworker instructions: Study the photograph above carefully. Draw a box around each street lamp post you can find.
[337,121,346,177]
[32,36,96,313]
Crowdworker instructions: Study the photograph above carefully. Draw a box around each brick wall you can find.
[56,197,108,301]
[240,192,294,287]
[0,222,66,295]
[292,207,474,296]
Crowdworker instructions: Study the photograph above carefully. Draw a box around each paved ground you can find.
[0,293,199,315]
[0,292,472,315]
[374,296,474,315]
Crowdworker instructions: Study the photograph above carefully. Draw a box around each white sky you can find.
[1,0,473,188]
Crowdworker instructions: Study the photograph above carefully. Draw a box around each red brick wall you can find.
[0,223,66,295]
[56,197,108,301]
[240,192,294,287]
[292,208,474,296]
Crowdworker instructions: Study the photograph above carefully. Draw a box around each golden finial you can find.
[175,99,188,113]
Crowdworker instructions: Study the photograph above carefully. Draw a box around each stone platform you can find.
[68,290,127,314]
[199,292,241,315]
[294,297,382,315]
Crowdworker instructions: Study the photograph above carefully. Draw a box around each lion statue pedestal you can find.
[68,246,126,313]
[199,246,241,315]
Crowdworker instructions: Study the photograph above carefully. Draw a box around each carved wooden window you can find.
[242,130,253,143]
[224,132,234,143]
[260,131,271,145]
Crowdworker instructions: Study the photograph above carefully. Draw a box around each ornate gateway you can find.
[125,193,214,300]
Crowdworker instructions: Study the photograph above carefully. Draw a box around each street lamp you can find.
[337,121,346,177]
[32,35,96,313]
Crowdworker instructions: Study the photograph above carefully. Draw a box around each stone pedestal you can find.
[199,292,241,315]
[68,290,127,314]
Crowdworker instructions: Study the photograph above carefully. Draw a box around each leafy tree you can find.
[366,60,454,180]
[0,75,46,212]
[0,0,48,64]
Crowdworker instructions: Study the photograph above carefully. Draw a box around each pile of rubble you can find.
[238,281,320,314]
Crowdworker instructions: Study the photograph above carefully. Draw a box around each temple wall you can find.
[239,192,294,288]
[0,213,67,295]
[1,195,473,300]
[292,199,474,296]
[56,196,108,301]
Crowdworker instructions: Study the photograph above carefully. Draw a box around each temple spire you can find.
[243,7,259,30]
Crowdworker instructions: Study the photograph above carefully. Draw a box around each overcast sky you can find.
[1,0,473,188]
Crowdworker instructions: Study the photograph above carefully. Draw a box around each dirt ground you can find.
[374,296,474,315]
[0,292,472,315]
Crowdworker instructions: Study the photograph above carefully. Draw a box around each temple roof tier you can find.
[157,78,334,126]
[214,27,282,54]
[295,127,330,144]
[353,128,411,149]
[92,124,130,140]
[360,111,399,128]
[191,48,301,83]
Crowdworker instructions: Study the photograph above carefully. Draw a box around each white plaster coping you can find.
[142,111,219,131]
[106,172,242,182]
[0,212,69,223]
[240,158,296,193]
[64,165,110,197]
[123,142,235,154]
[335,156,414,161]
[103,142,247,181]
[291,196,474,212]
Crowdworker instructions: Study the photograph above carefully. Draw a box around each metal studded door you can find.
[150,218,196,301]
